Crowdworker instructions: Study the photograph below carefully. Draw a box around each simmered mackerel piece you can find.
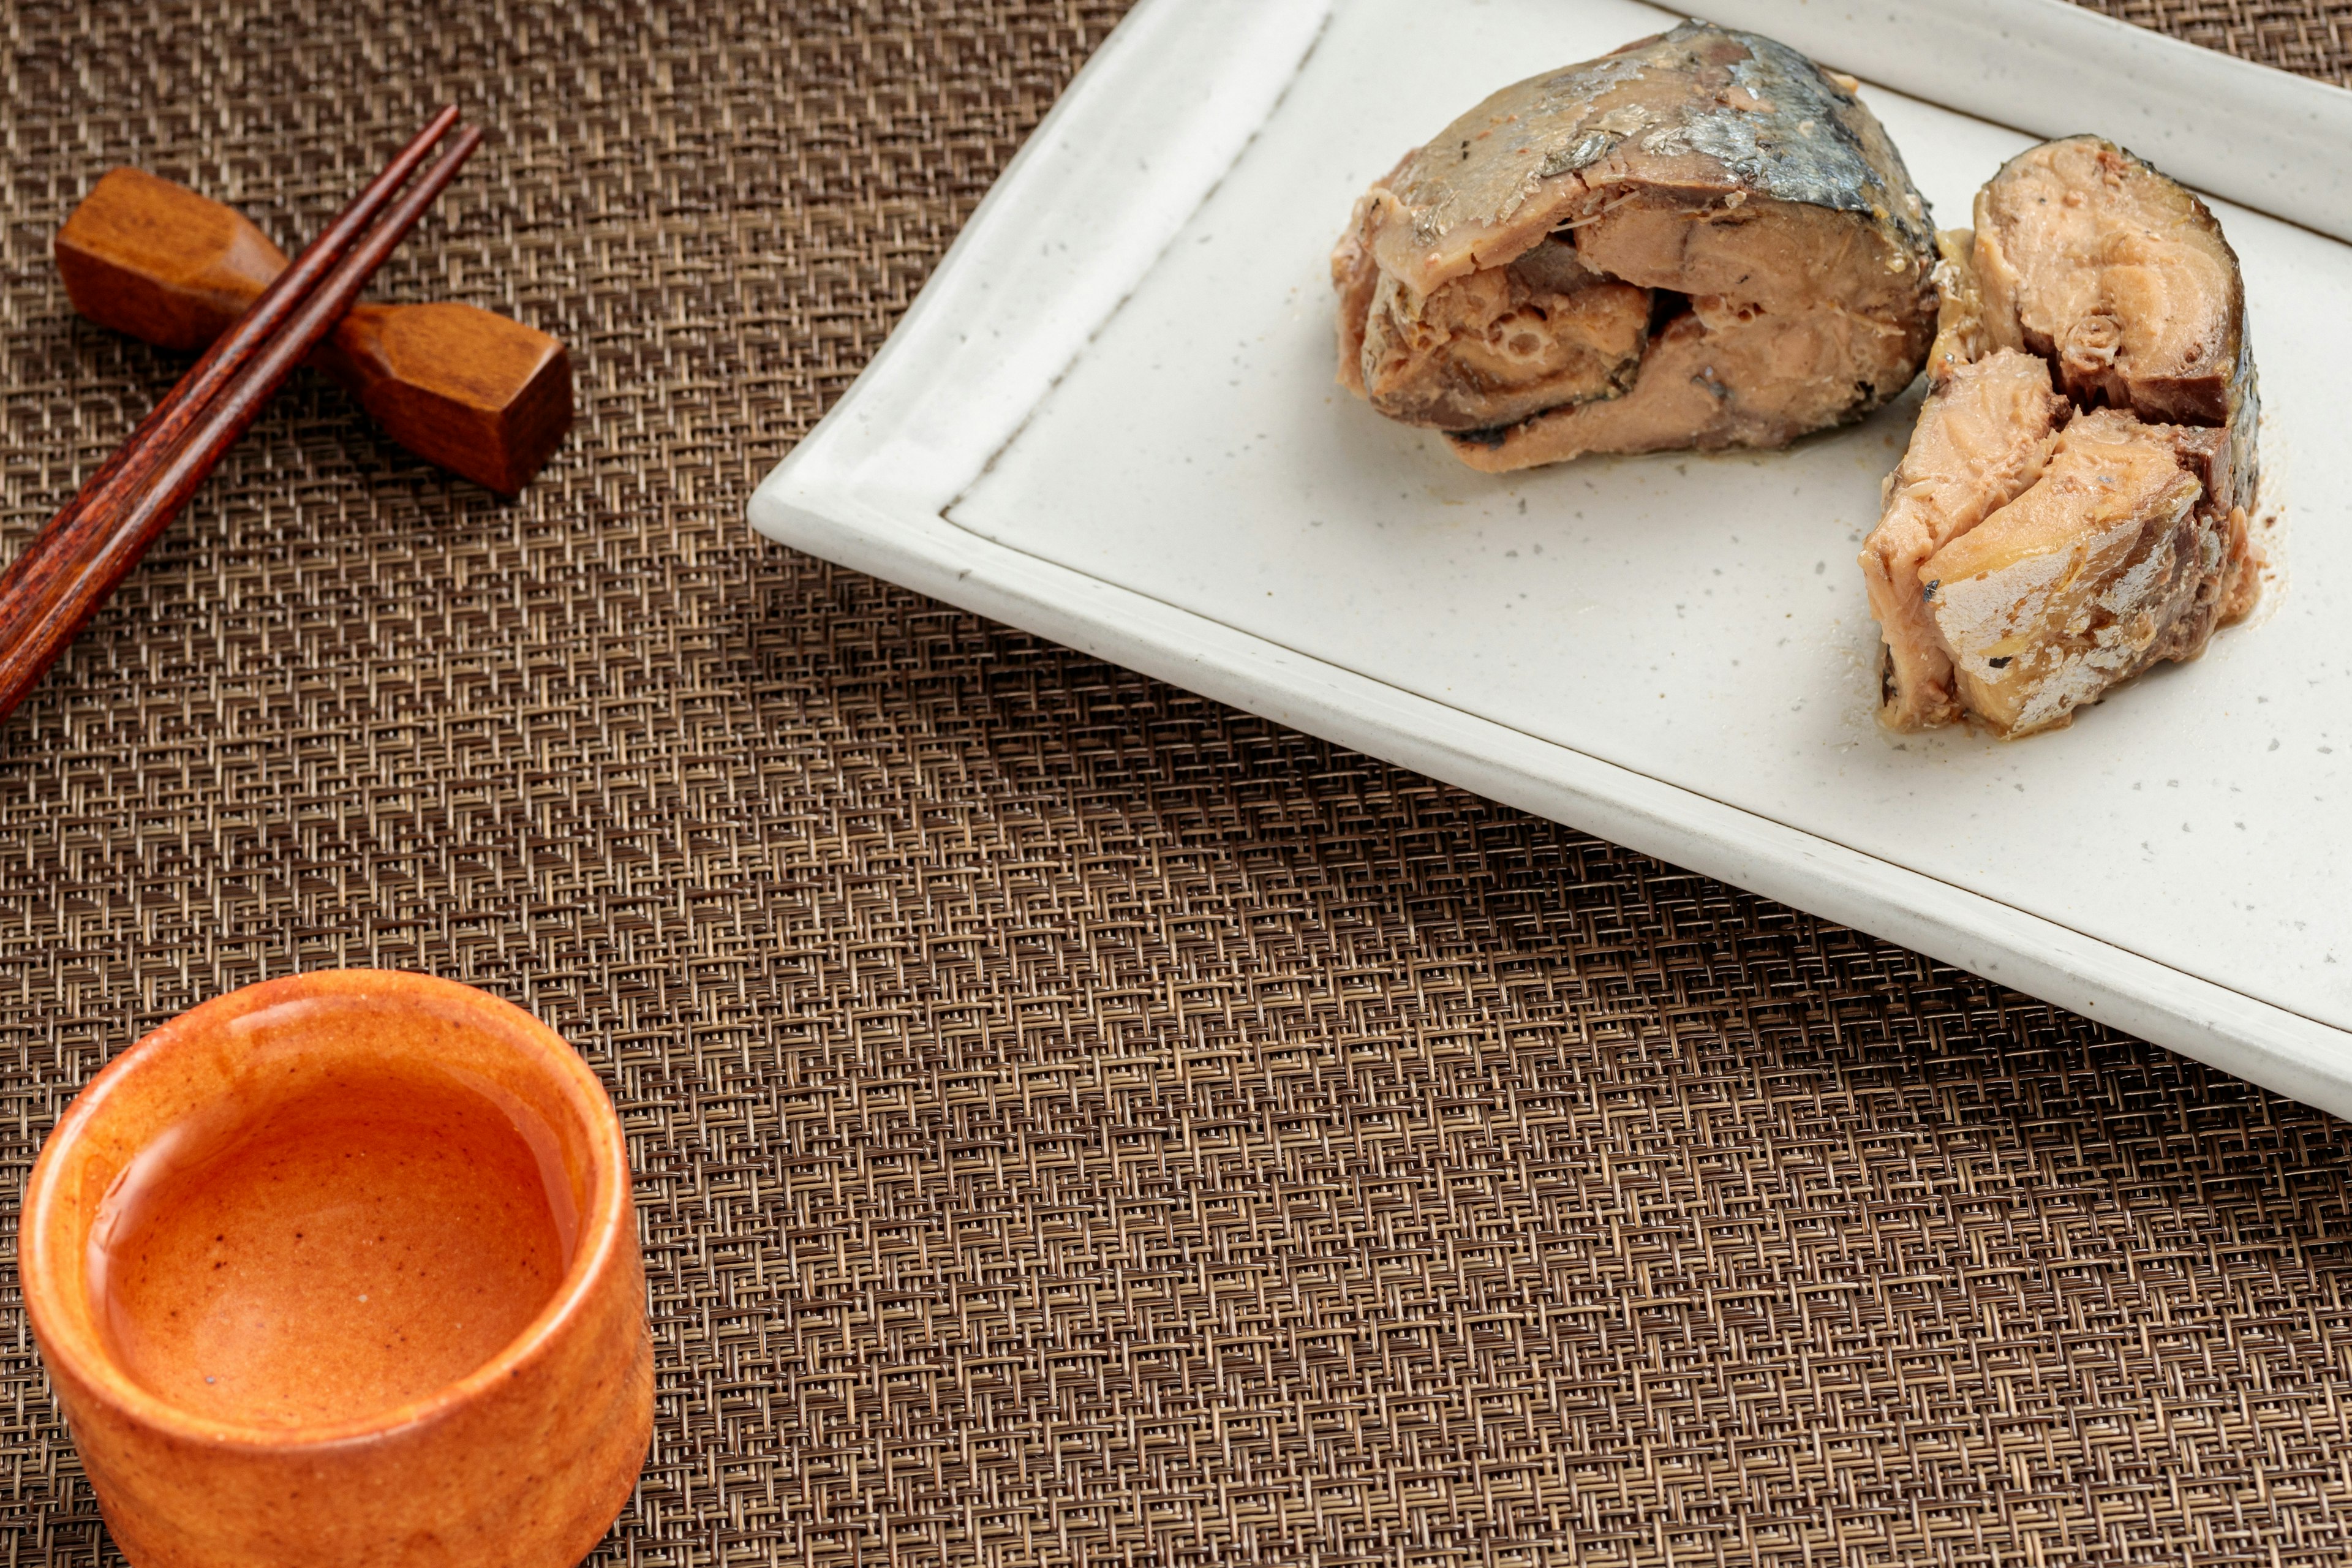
[1974,135,2259,500]
[1860,139,2263,737]
[1923,227,1991,381]
[1977,137,2249,424]
[1352,235,1653,429]
[1331,21,1937,469]
[1920,409,2247,738]
[1861,348,2068,729]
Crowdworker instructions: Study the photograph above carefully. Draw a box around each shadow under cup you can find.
[21,972,652,1568]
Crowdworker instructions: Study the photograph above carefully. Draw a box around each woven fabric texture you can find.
[2,2,2348,1563]
[2078,0,2352,78]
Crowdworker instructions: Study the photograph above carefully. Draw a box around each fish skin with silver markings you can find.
[1331,20,1938,470]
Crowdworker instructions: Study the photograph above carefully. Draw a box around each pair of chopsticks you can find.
[0,108,484,725]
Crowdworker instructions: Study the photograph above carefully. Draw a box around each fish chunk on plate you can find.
[1862,137,2260,738]
[1330,21,1939,472]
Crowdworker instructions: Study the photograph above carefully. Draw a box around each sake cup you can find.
[21,970,652,1568]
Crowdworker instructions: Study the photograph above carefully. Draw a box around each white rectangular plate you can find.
[751,0,2352,1114]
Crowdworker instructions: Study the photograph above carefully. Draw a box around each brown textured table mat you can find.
[1,1,2348,1562]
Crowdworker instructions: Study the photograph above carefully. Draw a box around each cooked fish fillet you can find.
[1924,227,1991,381]
[1860,140,2261,736]
[1357,238,1652,429]
[1332,21,1937,469]
[1974,135,2260,537]
[1861,347,2068,729]
[1923,410,2243,737]
[1975,137,2252,432]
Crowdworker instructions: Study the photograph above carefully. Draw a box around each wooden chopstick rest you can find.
[0,116,481,725]
[56,168,570,496]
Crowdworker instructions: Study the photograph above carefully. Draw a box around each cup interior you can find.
[26,975,619,1434]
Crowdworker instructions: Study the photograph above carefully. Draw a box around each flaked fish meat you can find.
[1921,410,2241,737]
[1331,21,1938,471]
[1861,138,2260,738]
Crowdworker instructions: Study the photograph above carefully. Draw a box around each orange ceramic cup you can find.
[21,970,652,1567]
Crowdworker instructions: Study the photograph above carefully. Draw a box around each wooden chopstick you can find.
[39,109,462,544]
[0,115,484,725]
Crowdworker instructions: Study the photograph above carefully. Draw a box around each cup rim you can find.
[20,969,634,1452]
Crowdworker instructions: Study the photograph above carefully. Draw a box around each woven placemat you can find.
[1,1,2348,1562]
